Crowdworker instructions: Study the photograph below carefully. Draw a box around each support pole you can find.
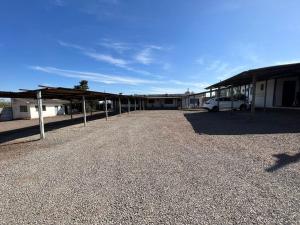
[230,86,234,111]
[264,80,268,111]
[119,97,122,115]
[105,97,108,120]
[82,96,87,126]
[70,100,73,119]
[37,90,45,139]
[251,74,256,113]
[272,78,277,107]
[128,98,130,113]
[134,98,137,111]
[217,87,220,110]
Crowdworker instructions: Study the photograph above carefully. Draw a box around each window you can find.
[35,105,46,111]
[260,83,264,91]
[20,105,28,112]
[164,99,173,104]
[148,99,154,104]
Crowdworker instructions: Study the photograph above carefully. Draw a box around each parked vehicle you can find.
[202,97,248,112]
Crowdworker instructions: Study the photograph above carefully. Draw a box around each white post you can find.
[82,96,87,126]
[105,97,108,120]
[134,98,137,111]
[37,90,45,139]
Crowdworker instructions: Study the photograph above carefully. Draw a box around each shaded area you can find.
[0,111,118,144]
[184,110,300,135]
[265,152,300,172]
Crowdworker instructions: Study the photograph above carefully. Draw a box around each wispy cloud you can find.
[58,40,164,77]
[98,39,130,53]
[135,45,163,65]
[85,52,128,67]
[58,40,87,51]
[30,66,158,85]
[170,80,209,89]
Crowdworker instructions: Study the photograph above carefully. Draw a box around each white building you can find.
[11,98,68,119]
[205,63,300,110]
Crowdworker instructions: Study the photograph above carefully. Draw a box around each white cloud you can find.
[57,40,87,51]
[274,60,300,66]
[98,39,130,53]
[30,66,158,85]
[84,52,128,67]
[135,48,153,65]
[134,45,163,65]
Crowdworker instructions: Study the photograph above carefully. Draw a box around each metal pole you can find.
[82,96,87,126]
[264,80,268,111]
[134,98,137,111]
[105,97,108,120]
[230,86,234,111]
[37,90,45,139]
[128,98,130,113]
[217,87,220,110]
[70,100,73,119]
[119,97,122,115]
[251,75,257,113]
[139,99,142,110]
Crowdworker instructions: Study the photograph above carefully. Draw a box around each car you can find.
[202,97,248,112]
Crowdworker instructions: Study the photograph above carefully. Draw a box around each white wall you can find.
[11,98,66,119]
[255,80,275,107]
[29,104,65,119]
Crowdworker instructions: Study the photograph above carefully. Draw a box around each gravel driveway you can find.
[0,110,299,224]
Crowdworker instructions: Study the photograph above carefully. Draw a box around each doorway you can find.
[282,80,296,107]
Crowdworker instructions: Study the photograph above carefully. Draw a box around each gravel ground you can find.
[0,110,299,224]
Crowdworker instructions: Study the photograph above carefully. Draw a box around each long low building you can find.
[205,63,300,110]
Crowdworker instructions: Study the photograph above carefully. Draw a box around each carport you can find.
[206,63,300,113]
[0,86,146,140]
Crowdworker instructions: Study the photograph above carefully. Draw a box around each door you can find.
[282,80,296,107]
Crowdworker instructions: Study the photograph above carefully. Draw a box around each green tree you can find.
[74,80,89,90]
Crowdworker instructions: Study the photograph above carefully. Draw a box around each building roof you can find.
[0,86,143,100]
[206,62,300,89]
[143,94,185,99]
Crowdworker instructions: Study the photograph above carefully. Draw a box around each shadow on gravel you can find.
[184,110,300,135]
[0,111,118,144]
[265,152,300,172]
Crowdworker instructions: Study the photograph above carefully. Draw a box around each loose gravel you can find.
[0,110,299,224]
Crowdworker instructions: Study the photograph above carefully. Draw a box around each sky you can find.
[1,0,300,94]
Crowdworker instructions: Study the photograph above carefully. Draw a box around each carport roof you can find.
[206,62,300,89]
[0,86,142,100]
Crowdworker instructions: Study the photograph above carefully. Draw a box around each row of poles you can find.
[37,90,146,140]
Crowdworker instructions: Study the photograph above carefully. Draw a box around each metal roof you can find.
[0,86,144,100]
[206,63,300,89]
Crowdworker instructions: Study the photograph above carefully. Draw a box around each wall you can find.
[29,104,65,119]
[146,98,178,109]
[255,80,275,107]
[12,99,31,119]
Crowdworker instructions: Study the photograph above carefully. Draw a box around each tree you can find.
[74,80,89,90]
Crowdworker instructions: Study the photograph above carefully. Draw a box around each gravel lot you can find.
[0,110,299,224]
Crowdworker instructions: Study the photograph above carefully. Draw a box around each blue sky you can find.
[1,0,300,94]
